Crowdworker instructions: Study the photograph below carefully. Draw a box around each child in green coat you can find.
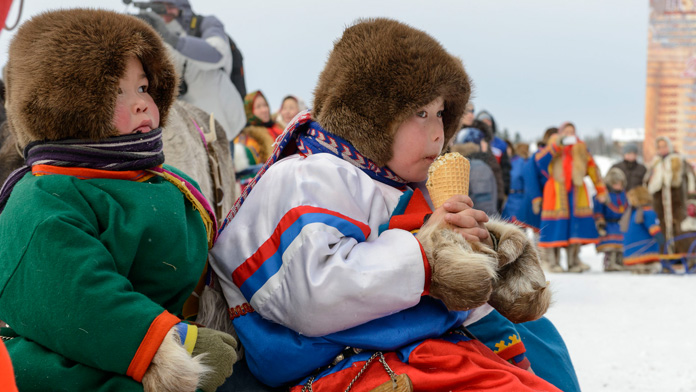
[0,9,236,392]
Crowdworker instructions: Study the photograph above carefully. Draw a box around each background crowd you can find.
[450,112,696,275]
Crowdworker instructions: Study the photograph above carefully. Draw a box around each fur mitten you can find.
[485,219,551,323]
[142,328,209,392]
[417,223,499,311]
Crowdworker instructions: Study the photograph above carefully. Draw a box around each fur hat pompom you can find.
[312,18,471,167]
[5,8,178,148]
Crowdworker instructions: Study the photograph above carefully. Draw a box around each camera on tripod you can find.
[122,0,167,15]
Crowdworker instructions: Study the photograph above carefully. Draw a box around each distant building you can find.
[645,2,696,166]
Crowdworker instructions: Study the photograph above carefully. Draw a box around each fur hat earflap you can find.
[312,18,471,167]
[627,185,652,207]
[604,167,626,189]
[5,8,178,148]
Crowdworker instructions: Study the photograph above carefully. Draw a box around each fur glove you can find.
[417,223,499,311]
[141,324,238,392]
[142,327,209,392]
[485,219,551,323]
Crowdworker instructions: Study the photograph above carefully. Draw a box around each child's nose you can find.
[431,123,444,142]
[133,97,149,113]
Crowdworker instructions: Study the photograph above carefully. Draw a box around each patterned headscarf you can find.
[243,90,275,127]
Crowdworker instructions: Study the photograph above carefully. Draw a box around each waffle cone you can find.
[426,152,470,209]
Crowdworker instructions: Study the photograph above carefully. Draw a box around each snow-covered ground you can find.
[544,246,696,392]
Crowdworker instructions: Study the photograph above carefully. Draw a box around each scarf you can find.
[0,129,217,247]
[220,110,408,231]
[620,205,644,233]
[244,90,275,127]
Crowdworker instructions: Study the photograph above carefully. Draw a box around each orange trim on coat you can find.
[538,240,569,248]
[624,254,662,265]
[126,311,181,382]
[32,164,155,182]
[569,238,599,245]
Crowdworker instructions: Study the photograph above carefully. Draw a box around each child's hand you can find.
[426,195,491,244]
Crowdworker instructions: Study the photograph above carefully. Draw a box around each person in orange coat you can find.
[534,122,608,272]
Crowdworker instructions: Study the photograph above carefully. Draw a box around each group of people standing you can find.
[452,116,696,274]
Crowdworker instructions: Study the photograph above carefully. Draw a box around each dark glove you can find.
[136,11,180,48]
[192,327,238,392]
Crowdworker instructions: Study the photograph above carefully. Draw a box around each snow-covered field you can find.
[545,247,696,392]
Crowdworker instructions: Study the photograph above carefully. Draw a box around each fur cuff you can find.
[417,223,498,311]
[485,219,551,323]
[142,328,210,392]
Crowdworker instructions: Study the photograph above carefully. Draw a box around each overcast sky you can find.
[0,0,649,142]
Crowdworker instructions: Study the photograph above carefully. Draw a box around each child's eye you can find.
[416,111,427,118]
[437,110,444,118]
[138,85,149,93]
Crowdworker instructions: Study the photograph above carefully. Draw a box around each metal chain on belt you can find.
[301,351,398,392]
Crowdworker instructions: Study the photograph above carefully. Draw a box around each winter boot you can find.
[609,251,624,271]
[567,244,590,273]
[604,251,623,272]
[542,247,564,273]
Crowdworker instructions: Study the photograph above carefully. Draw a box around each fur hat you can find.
[514,143,529,159]
[604,167,627,188]
[5,9,178,149]
[312,18,471,167]
[627,186,652,207]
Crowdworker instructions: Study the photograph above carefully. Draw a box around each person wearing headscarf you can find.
[274,95,308,130]
[232,91,280,191]
[243,90,284,140]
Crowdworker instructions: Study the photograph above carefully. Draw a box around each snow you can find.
[544,247,696,392]
[538,155,696,392]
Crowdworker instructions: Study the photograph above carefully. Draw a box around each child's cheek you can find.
[112,105,131,135]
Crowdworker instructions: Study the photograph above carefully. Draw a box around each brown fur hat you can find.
[5,9,178,149]
[312,18,471,167]
[604,167,627,188]
[627,186,652,207]
[514,143,529,159]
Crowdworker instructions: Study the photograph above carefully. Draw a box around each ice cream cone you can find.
[426,152,470,209]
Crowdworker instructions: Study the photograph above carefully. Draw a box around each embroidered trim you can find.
[228,303,255,320]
